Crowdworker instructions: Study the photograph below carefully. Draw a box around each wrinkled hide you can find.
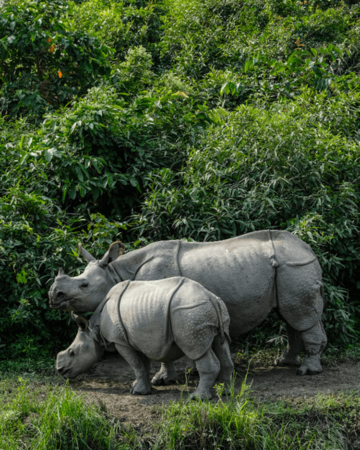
[100,277,230,362]
[57,277,231,385]
[49,231,325,337]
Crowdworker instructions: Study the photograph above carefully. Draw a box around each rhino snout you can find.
[49,290,66,306]
[57,366,71,377]
[49,291,76,311]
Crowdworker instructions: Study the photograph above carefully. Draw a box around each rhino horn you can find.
[78,243,96,263]
[57,267,65,277]
[99,241,125,268]
[71,312,89,331]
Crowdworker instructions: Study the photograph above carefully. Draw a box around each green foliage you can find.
[0,0,359,356]
[1,374,359,449]
[0,0,110,121]
[65,0,163,62]
[135,91,360,344]
[1,83,206,218]
[0,188,126,358]
[157,380,351,449]
[0,381,134,449]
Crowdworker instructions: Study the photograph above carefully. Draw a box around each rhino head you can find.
[56,313,103,379]
[48,241,124,312]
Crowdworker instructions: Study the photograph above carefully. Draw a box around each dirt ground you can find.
[68,351,360,426]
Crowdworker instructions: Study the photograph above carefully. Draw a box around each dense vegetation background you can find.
[0,0,359,360]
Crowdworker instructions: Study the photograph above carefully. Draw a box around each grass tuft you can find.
[0,378,137,450]
[0,370,358,449]
[155,375,350,450]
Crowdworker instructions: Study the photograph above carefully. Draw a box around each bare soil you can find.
[68,352,360,426]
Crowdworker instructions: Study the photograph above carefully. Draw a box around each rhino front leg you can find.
[151,362,178,386]
[297,321,327,376]
[115,345,152,395]
[190,348,220,401]
[275,323,303,367]
[212,334,234,395]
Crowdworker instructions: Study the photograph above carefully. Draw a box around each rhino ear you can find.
[99,241,125,268]
[78,243,96,263]
[71,312,89,331]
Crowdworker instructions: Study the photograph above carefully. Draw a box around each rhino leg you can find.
[275,323,303,367]
[297,321,327,376]
[190,348,220,401]
[151,362,178,386]
[115,345,152,395]
[212,334,233,395]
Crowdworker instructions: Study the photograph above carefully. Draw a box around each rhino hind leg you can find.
[151,362,179,386]
[212,334,234,395]
[115,345,152,395]
[297,320,327,376]
[190,348,220,401]
[275,323,303,367]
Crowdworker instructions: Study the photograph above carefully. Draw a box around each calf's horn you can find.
[71,312,89,330]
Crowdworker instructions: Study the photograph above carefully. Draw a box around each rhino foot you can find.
[189,389,212,401]
[130,379,151,395]
[296,355,323,376]
[151,363,178,386]
[275,354,301,367]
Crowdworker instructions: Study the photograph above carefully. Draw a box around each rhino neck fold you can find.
[106,263,123,284]
[89,295,112,350]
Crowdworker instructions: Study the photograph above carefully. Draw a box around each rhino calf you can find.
[56,277,233,400]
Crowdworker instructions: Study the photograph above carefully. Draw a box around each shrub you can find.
[0,186,126,358]
[134,91,360,345]
[0,0,110,121]
[1,0,360,356]
[66,0,163,60]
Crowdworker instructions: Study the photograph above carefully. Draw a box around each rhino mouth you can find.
[49,298,76,310]
[57,367,73,378]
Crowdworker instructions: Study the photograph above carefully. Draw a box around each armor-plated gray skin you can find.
[56,277,233,400]
[49,230,328,378]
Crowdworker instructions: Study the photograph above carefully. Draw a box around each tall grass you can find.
[155,376,349,450]
[0,373,354,449]
[0,379,137,450]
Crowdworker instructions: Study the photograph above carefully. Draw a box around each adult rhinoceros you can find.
[49,230,327,379]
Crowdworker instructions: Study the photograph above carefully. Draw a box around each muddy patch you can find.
[68,353,360,426]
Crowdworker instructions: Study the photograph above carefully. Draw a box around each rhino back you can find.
[270,230,318,266]
[179,230,276,336]
[119,277,185,360]
[109,241,181,282]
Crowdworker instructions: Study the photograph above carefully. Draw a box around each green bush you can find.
[66,0,163,60]
[135,90,360,345]
[0,0,359,357]
[0,0,110,121]
[0,186,126,357]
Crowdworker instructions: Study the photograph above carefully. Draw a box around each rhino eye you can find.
[80,282,89,289]
[69,349,75,357]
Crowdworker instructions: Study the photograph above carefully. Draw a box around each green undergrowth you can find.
[1,0,360,358]
[0,357,55,379]
[157,383,356,450]
[0,377,135,450]
[230,341,360,370]
[0,373,359,450]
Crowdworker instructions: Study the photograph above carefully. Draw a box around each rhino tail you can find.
[208,294,229,345]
